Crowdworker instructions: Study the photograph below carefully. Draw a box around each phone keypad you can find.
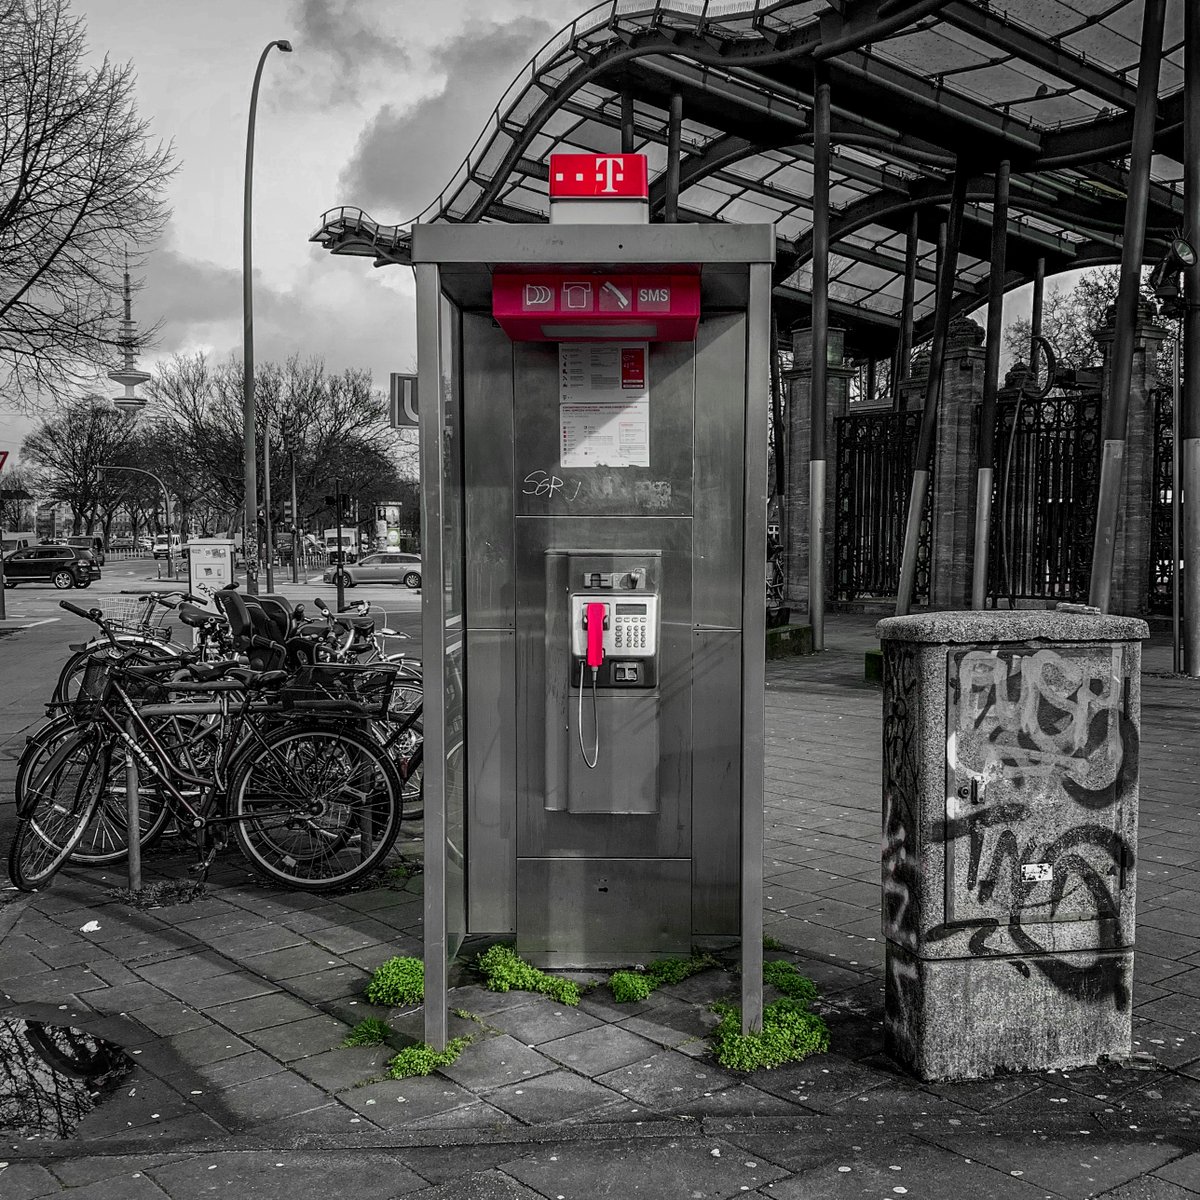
[613,615,648,652]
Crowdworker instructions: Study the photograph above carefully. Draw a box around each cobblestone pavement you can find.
[0,615,1198,1198]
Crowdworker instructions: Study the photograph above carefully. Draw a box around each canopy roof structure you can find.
[312,0,1185,362]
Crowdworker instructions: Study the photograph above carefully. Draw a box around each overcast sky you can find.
[5,0,586,454]
[4,0,1057,459]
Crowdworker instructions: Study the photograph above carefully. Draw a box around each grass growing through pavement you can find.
[365,956,425,1005]
[386,1036,472,1078]
[609,953,718,1003]
[476,944,581,1006]
[710,959,829,1070]
[342,1018,392,1047]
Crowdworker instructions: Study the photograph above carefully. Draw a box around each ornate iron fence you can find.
[833,408,928,602]
[1149,387,1173,612]
[988,393,1101,606]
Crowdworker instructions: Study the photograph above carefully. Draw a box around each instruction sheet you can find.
[559,342,649,468]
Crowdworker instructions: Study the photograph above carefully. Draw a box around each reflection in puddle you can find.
[0,1018,133,1139]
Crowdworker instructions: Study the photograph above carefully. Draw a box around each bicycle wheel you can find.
[8,734,107,890]
[229,724,401,891]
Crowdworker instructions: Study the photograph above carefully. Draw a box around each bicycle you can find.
[9,651,405,893]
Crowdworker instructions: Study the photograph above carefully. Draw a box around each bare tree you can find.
[21,394,135,533]
[145,352,416,537]
[0,0,175,409]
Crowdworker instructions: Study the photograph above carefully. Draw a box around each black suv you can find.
[2,544,102,589]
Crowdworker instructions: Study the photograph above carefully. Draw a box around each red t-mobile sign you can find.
[549,154,649,199]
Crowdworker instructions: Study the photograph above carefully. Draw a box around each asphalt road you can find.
[0,553,423,883]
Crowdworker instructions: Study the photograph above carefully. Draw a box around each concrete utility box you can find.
[876,610,1147,1081]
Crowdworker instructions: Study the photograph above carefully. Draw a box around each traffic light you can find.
[282,498,294,523]
[340,493,353,519]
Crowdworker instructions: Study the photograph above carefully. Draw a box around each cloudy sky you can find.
[5,0,586,451]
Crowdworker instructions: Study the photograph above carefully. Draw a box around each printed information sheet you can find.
[559,342,649,467]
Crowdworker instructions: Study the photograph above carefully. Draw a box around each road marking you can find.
[10,618,60,628]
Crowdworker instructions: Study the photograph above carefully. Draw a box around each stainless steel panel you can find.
[690,629,743,935]
[463,315,516,629]
[512,339,693,518]
[466,629,517,933]
[516,517,691,860]
[412,222,776,266]
[416,265,449,1050]
[543,549,662,816]
[693,312,747,630]
[516,857,693,966]
[740,260,772,1032]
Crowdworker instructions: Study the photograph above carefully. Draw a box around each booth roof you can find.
[312,0,1185,360]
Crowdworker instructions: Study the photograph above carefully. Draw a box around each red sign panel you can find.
[492,271,700,342]
[548,154,649,199]
[0,450,8,472]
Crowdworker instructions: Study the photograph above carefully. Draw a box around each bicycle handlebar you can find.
[59,599,101,622]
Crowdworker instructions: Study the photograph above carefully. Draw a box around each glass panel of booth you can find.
[440,292,467,964]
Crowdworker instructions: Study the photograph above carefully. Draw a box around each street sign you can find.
[390,374,419,428]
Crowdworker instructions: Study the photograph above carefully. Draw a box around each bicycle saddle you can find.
[178,603,215,628]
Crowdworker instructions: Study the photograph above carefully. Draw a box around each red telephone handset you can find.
[585,601,608,668]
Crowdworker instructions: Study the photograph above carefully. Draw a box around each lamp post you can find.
[242,38,293,595]
[99,465,174,580]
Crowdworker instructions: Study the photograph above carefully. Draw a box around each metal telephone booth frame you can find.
[414,222,774,1048]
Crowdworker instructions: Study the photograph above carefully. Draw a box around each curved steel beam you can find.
[453,0,957,226]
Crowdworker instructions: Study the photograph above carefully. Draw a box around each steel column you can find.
[1185,2,1200,674]
[809,65,831,650]
[896,164,969,616]
[620,91,635,153]
[971,161,1010,610]
[1030,255,1045,360]
[1089,0,1168,612]
[894,211,919,411]
[664,93,683,224]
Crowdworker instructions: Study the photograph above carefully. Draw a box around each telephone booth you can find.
[414,156,774,1046]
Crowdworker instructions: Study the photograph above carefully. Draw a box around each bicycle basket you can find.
[280,664,396,718]
[89,596,173,642]
[72,652,168,722]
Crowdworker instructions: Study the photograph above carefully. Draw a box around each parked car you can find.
[137,537,154,552]
[109,535,135,551]
[65,534,105,566]
[2,543,101,589]
[323,551,421,589]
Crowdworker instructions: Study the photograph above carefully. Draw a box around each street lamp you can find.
[99,465,174,580]
[243,37,293,595]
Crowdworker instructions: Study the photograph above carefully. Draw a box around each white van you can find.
[1,531,36,554]
[152,534,187,560]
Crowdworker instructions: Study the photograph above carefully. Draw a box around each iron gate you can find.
[833,408,929,602]
[988,393,1101,606]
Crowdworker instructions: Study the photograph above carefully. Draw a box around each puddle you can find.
[0,1017,133,1139]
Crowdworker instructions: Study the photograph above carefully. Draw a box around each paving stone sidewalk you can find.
[1,615,1199,1198]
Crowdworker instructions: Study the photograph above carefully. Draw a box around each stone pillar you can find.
[784,327,855,610]
[878,609,1146,1081]
[929,317,987,609]
[1094,302,1169,616]
[896,318,987,610]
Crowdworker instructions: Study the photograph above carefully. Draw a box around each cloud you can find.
[139,244,416,388]
[337,15,558,221]
[278,0,412,108]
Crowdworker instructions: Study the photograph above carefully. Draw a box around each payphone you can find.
[409,189,773,1047]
